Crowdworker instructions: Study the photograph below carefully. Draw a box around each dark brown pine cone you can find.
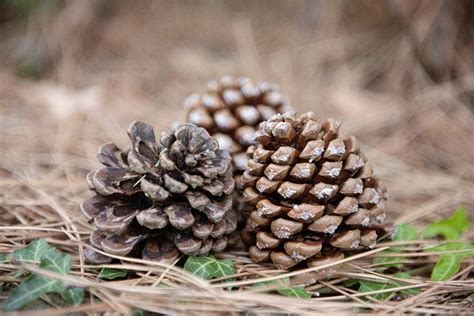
[81,122,237,264]
[185,75,292,175]
[238,112,392,269]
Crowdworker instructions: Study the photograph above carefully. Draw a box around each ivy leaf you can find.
[252,278,311,299]
[373,224,417,270]
[424,241,474,256]
[184,256,236,280]
[40,248,71,274]
[277,286,312,299]
[184,256,218,280]
[342,279,359,288]
[373,250,403,269]
[392,272,421,295]
[0,254,8,264]
[425,242,474,281]
[431,255,460,281]
[458,242,474,259]
[393,224,417,250]
[11,239,52,264]
[213,259,236,279]
[252,277,290,289]
[358,279,394,301]
[428,242,473,281]
[357,272,419,300]
[60,287,85,306]
[423,207,469,240]
[3,241,79,311]
[2,274,64,311]
[98,268,128,280]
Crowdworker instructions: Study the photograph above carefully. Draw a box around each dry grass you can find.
[0,0,473,314]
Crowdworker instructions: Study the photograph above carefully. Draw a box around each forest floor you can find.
[0,1,472,314]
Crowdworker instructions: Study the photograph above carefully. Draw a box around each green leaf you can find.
[98,268,128,280]
[12,239,52,264]
[373,224,418,270]
[373,250,403,269]
[0,254,8,264]
[184,256,236,281]
[424,242,474,256]
[425,242,473,281]
[395,224,418,241]
[358,279,394,301]
[342,279,360,288]
[431,255,460,281]
[2,274,64,311]
[394,224,417,250]
[252,277,290,289]
[40,248,71,274]
[184,256,218,280]
[3,241,78,311]
[252,278,311,299]
[60,287,85,306]
[213,259,236,279]
[277,286,312,299]
[393,272,421,295]
[458,242,474,259]
[132,309,144,316]
[423,207,470,240]
[357,273,420,300]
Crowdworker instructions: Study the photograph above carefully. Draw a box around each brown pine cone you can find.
[185,75,292,175]
[81,122,237,264]
[238,112,391,269]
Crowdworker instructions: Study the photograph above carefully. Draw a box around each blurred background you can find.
[0,0,473,226]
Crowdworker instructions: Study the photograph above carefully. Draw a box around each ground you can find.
[0,0,473,314]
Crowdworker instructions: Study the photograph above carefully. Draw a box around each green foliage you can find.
[184,256,236,280]
[213,259,235,279]
[357,272,420,301]
[276,286,312,299]
[2,240,84,311]
[425,242,474,281]
[393,224,418,250]
[422,208,473,281]
[12,239,52,264]
[373,251,403,269]
[3,274,64,311]
[349,207,472,300]
[40,247,71,274]
[60,287,85,306]
[431,255,461,281]
[252,277,312,299]
[131,309,144,316]
[0,254,8,264]
[374,224,417,269]
[423,207,469,240]
[98,268,128,280]
[252,277,290,289]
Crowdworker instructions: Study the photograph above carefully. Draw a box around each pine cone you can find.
[238,112,391,269]
[81,122,236,264]
[185,75,292,174]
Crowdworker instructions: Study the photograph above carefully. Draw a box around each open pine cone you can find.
[185,75,292,174]
[81,122,236,264]
[238,112,391,269]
